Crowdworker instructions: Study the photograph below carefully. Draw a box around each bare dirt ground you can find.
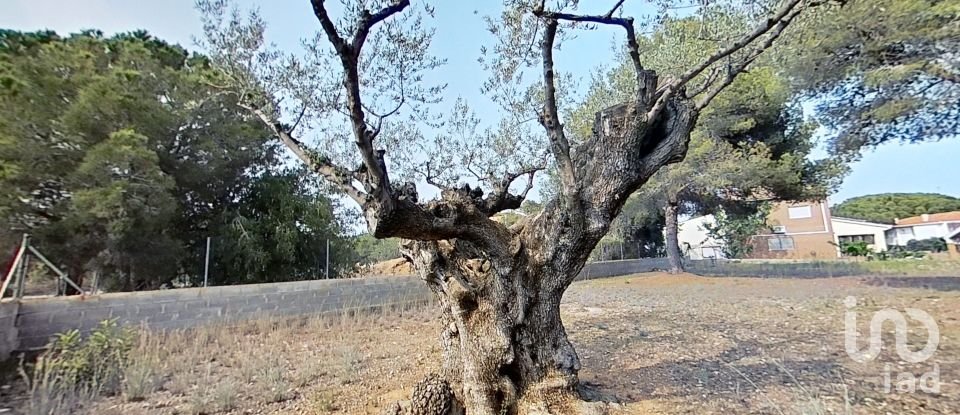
[7,272,959,414]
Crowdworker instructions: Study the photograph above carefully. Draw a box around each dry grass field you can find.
[4,272,959,414]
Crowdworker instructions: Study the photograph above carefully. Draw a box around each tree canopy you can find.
[0,30,354,290]
[832,193,960,224]
[782,0,959,157]
[703,203,772,259]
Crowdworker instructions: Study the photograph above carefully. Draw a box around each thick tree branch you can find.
[353,0,411,56]
[482,166,543,215]
[538,19,580,214]
[213,0,511,250]
[310,0,411,213]
[533,4,644,84]
[310,1,383,189]
[240,103,366,205]
[309,0,348,54]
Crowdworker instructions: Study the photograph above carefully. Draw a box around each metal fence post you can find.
[203,237,211,287]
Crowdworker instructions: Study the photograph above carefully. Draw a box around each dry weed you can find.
[122,331,164,401]
[305,390,340,413]
[294,357,327,388]
[212,379,239,411]
[257,355,292,403]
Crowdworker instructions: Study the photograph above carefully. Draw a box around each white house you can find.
[885,212,960,247]
[832,217,892,252]
[676,211,894,259]
[676,215,726,259]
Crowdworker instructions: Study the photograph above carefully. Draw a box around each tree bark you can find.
[390,92,698,414]
[401,234,584,414]
[664,196,684,274]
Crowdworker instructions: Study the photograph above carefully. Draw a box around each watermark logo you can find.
[843,296,940,394]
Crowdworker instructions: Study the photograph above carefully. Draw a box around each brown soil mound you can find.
[367,257,414,276]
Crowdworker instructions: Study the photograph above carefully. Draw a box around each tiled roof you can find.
[894,211,960,226]
[832,217,892,227]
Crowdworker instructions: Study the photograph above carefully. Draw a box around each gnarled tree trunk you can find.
[664,195,684,274]
[389,92,698,414]
[403,239,581,414]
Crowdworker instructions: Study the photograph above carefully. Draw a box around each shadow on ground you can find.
[576,334,846,410]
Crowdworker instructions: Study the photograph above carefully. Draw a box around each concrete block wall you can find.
[5,258,714,352]
[686,260,869,278]
[0,301,18,360]
[576,258,669,280]
[15,275,431,350]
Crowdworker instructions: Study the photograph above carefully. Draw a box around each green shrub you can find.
[883,246,929,260]
[50,319,134,394]
[19,319,136,412]
[906,238,948,253]
[837,241,873,257]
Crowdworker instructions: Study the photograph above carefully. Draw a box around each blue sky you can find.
[4,0,958,206]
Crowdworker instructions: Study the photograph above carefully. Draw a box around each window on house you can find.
[839,234,876,244]
[787,205,812,219]
[768,236,795,251]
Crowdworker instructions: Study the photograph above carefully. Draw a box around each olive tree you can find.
[197,0,834,413]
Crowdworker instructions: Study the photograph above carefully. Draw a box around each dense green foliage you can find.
[832,193,960,224]
[906,237,948,253]
[352,235,401,264]
[704,204,772,259]
[836,241,873,257]
[0,30,353,290]
[211,170,355,284]
[782,0,959,156]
